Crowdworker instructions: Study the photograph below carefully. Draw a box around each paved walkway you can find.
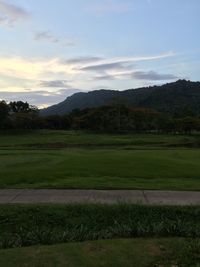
[0,189,200,205]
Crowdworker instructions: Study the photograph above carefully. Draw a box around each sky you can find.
[0,0,199,107]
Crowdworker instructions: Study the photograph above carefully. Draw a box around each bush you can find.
[0,204,200,249]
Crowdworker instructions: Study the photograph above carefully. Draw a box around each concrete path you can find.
[0,189,200,205]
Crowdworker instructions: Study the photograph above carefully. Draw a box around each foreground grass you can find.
[0,130,200,190]
[0,238,200,267]
[0,149,200,190]
[0,204,199,249]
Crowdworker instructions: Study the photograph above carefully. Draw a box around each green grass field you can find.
[0,238,199,267]
[1,131,199,266]
[0,130,199,149]
[0,130,200,190]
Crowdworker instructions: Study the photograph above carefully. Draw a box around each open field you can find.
[0,130,200,149]
[0,131,200,190]
[0,238,199,267]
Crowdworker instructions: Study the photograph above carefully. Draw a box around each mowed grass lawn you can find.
[0,131,200,190]
[0,130,199,149]
[0,238,198,267]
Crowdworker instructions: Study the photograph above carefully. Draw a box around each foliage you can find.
[0,101,10,128]
[9,101,38,114]
[0,204,199,249]
[2,102,200,133]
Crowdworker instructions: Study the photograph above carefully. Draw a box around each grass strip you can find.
[0,204,199,249]
[0,238,200,267]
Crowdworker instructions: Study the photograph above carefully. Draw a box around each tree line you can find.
[0,100,200,134]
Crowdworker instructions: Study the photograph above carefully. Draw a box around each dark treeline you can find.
[1,100,200,134]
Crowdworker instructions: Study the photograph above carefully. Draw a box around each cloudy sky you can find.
[0,0,199,107]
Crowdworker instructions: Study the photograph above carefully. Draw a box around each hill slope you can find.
[41,80,200,116]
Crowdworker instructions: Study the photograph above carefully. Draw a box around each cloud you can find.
[0,51,178,106]
[79,51,175,73]
[94,70,178,81]
[34,31,75,46]
[131,71,178,81]
[94,74,115,80]
[0,88,81,108]
[81,62,131,72]
[65,56,103,65]
[0,0,30,27]
[39,80,69,88]
[34,31,59,43]
[0,52,174,82]
[0,56,77,81]
[86,0,134,15]
[63,39,75,47]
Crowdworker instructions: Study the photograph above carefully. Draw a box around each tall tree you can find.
[9,101,38,114]
[0,101,9,128]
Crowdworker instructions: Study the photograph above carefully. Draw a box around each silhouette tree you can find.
[9,101,38,114]
[0,101,9,128]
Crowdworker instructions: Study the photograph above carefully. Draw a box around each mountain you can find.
[40,80,200,116]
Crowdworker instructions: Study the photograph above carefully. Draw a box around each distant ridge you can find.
[40,80,200,116]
